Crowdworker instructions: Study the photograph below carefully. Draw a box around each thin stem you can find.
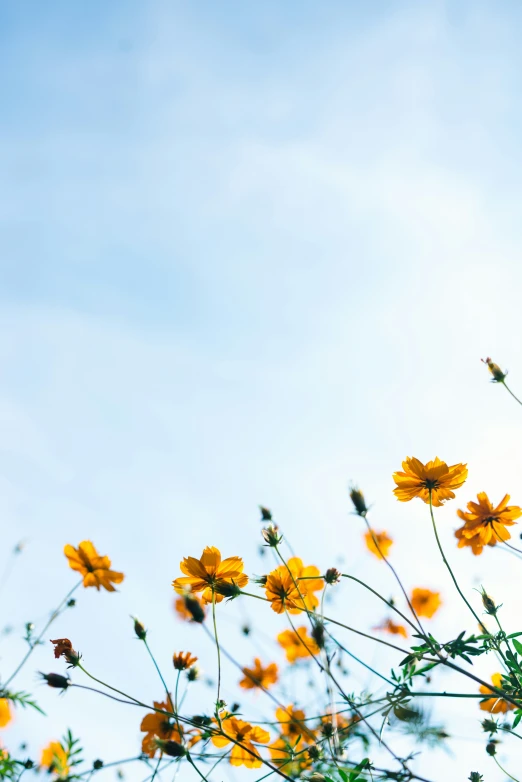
[502,380,522,407]
[211,593,222,707]
[341,573,419,633]
[144,639,170,700]
[4,580,82,687]
[428,493,483,627]
[493,754,520,782]
[174,670,182,736]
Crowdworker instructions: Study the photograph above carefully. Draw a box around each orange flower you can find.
[455,493,521,555]
[40,742,70,778]
[173,651,198,671]
[140,696,181,758]
[50,639,73,659]
[277,627,320,663]
[240,658,279,690]
[211,717,270,768]
[364,530,393,559]
[410,588,441,618]
[275,705,315,743]
[479,673,515,714]
[0,740,8,760]
[172,547,248,604]
[265,558,322,614]
[393,457,468,507]
[373,618,408,639]
[64,541,124,592]
[174,594,206,623]
[0,699,11,728]
[265,568,302,614]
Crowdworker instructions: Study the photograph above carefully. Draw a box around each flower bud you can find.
[485,740,497,756]
[309,774,326,782]
[481,357,506,383]
[261,524,282,547]
[184,596,206,624]
[93,760,104,770]
[321,720,334,738]
[24,760,34,769]
[214,581,242,599]
[39,672,70,690]
[324,567,341,585]
[349,486,368,517]
[468,774,484,782]
[255,575,268,586]
[187,666,201,682]
[259,506,272,521]
[307,745,320,760]
[132,617,147,640]
[480,588,499,616]
[311,621,325,650]
[154,739,186,758]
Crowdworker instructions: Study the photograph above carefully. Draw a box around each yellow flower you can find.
[275,705,315,742]
[172,546,248,604]
[140,696,181,758]
[481,357,506,383]
[479,673,515,714]
[265,558,322,614]
[265,568,302,614]
[364,530,393,559]
[393,457,468,507]
[211,717,270,768]
[269,736,312,774]
[174,594,206,622]
[455,492,521,555]
[240,658,279,690]
[64,541,124,591]
[40,742,70,778]
[0,699,11,728]
[410,588,441,618]
[373,618,408,639]
[277,627,320,663]
[173,651,198,671]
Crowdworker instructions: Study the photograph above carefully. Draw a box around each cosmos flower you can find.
[410,588,441,618]
[40,742,70,779]
[211,718,270,768]
[140,696,181,758]
[172,547,248,604]
[364,530,393,559]
[277,627,320,663]
[239,658,278,690]
[63,541,124,592]
[393,457,467,507]
[173,652,198,671]
[373,618,408,639]
[0,699,11,729]
[479,674,515,714]
[455,493,521,555]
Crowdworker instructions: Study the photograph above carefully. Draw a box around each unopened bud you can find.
[324,567,341,585]
[93,760,104,770]
[349,486,368,517]
[154,740,186,757]
[132,617,147,640]
[468,774,484,782]
[184,596,206,624]
[311,621,325,649]
[480,588,499,616]
[261,524,282,547]
[259,506,272,521]
[39,672,70,690]
[307,745,320,760]
[214,581,241,599]
[481,357,506,383]
[486,740,497,756]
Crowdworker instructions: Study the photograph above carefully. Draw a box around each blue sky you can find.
[2,1,522,780]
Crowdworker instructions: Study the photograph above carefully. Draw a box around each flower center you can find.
[423,479,439,490]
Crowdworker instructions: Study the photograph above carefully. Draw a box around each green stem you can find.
[428,493,483,626]
[143,639,170,700]
[211,592,222,708]
[502,380,522,407]
[493,754,520,782]
[174,670,182,736]
[4,580,82,687]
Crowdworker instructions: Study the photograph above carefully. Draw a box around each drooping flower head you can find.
[364,530,393,559]
[64,541,124,592]
[455,492,521,556]
[211,717,270,768]
[479,674,515,714]
[393,457,468,507]
[172,547,248,604]
[277,626,320,663]
[410,588,441,618]
[240,658,278,690]
[140,696,181,758]
[40,741,70,779]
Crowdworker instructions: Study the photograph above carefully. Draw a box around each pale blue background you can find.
[1,1,522,780]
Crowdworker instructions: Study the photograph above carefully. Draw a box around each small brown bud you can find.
[39,672,70,690]
[324,567,341,585]
[154,740,186,757]
[349,486,368,517]
[259,506,272,521]
[133,617,147,640]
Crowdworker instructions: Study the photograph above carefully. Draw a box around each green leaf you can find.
[513,639,522,656]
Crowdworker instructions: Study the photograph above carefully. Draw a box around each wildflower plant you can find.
[3,358,522,780]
